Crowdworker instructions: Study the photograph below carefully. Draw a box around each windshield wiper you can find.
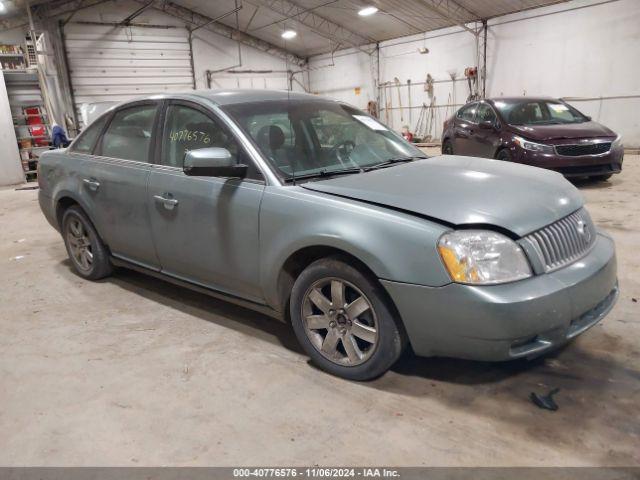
[283,167,363,183]
[364,156,427,172]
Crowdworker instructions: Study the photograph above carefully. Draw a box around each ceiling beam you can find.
[138,0,306,67]
[0,0,111,31]
[417,0,479,36]
[247,0,376,54]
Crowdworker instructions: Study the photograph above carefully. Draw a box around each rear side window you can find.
[98,104,158,162]
[456,103,477,122]
[71,115,108,154]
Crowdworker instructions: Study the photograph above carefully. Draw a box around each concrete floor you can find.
[0,154,638,467]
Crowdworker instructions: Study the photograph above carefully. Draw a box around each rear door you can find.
[452,102,478,155]
[147,100,265,302]
[80,101,161,269]
[473,102,501,158]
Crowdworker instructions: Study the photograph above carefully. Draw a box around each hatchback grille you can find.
[555,142,611,156]
[524,208,596,272]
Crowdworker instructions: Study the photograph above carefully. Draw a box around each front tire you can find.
[496,148,512,161]
[442,140,453,155]
[290,257,406,381]
[62,206,113,280]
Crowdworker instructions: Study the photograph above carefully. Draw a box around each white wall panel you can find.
[0,72,24,186]
[308,0,640,146]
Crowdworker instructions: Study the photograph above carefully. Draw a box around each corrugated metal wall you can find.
[63,23,194,125]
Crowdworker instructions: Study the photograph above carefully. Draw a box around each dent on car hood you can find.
[301,155,584,237]
[509,121,615,141]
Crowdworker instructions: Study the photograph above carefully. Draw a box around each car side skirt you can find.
[110,257,285,322]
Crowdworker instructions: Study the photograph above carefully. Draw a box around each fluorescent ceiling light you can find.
[0,2,6,13]
[281,30,297,39]
[358,6,378,16]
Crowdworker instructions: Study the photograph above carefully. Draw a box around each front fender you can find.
[259,186,452,309]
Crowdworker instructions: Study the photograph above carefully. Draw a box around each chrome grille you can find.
[524,208,596,272]
[555,142,611,156]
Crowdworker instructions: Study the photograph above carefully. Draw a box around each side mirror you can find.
[183,147,247,177]
[585,115,592,121]
[479,120,495,130]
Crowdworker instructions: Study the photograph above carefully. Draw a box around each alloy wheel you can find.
[301,277,378,366]
[66,218,93,272]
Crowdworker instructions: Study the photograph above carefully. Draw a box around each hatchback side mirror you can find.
[479,120,496,130]
[183,147,247,177]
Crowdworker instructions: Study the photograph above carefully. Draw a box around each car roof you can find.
[136,89,324,107]
[486,96,559,103]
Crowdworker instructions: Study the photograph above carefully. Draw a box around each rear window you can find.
[98,104,158,162]
[71,115,108,154]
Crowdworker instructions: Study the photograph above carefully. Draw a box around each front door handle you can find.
[83,178,100,191]
[154,194,179,210]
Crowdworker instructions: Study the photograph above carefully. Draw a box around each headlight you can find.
[513,135,555,154]
[438,230,532,285]
[612,134,623,148]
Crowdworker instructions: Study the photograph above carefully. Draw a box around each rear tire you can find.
[589,173,612,181]
[442,140,453,155]
[62,206,113,280]
[496,148,512,161]
[290,256,406,381]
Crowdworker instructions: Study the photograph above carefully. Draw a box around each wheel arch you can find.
[54,192,104,244]
[274,245,404,332]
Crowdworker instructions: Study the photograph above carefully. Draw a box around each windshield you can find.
[493,99,588,125]
[222,99,425,181]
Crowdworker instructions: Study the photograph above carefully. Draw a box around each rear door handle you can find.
[83,178,100,191]
[154,194,179,210]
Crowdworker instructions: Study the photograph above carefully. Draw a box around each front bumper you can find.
[382,232,618,361]
[512,144,624,177]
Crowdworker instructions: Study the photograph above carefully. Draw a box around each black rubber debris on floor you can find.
[530,387,560,411]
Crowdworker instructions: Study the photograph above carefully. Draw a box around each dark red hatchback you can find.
[441,97,624,180]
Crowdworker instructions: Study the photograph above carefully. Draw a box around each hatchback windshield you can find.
[223,100,425,181]
[493,99,588,125]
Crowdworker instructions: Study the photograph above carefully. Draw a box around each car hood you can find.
[508,121,615,141]
[301,156,583,236]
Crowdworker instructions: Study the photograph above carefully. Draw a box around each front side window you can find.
[161,104,262,180]
[223,100,425,181]
[71,115,109,154]
[456,103,478,122]
[476,103,497,124]
[493,99,588,125]
[98,104,158,162]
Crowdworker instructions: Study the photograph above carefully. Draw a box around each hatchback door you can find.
[84,101,161,269]
[452,102,479,155]
[147,100,265,302]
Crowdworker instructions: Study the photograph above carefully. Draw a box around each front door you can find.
[473,103,501,158]
[85,102,160,269]
[147,101,265,302]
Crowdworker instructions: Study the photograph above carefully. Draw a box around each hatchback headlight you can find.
[514,136,555,154]
[438,230,532,285]
[612,134,623,148]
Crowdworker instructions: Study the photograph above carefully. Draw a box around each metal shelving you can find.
[2,42,51,181]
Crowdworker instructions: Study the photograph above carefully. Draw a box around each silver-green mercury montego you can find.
[38,90,618,380]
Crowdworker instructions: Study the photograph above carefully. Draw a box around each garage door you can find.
[64,23,194,126]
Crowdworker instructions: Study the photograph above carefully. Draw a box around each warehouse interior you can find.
[0,0,639,470]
